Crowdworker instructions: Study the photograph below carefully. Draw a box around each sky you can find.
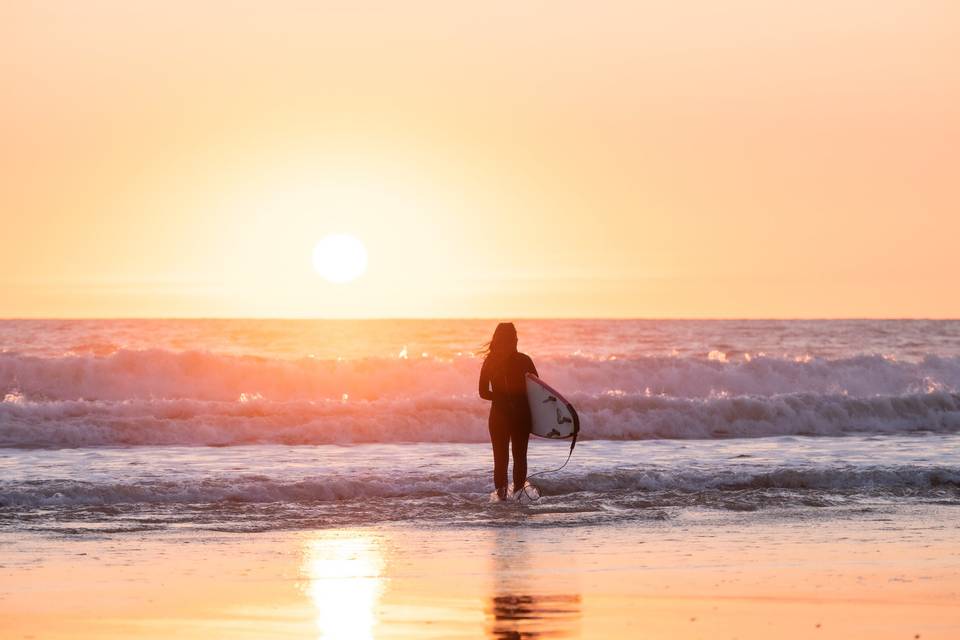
[2,1,958,318]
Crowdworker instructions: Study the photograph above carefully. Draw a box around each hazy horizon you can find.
[2,315,960,321]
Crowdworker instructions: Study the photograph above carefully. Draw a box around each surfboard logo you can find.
[546,428,562,438]
[555,408,573,425]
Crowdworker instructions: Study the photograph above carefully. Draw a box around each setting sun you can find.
[312,234,368,284]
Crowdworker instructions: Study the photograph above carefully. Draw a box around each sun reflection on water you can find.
[301,532,385,640]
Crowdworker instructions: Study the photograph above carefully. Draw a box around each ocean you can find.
[2,319,959,534]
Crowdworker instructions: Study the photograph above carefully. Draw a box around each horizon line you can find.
[0,316,957,322]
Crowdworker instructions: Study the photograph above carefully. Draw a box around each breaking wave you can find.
[1,391,959,447]
[2,350,960,447]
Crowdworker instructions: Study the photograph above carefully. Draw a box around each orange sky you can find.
[2,1,958,318]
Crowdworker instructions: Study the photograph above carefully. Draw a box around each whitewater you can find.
[1,319,958,532]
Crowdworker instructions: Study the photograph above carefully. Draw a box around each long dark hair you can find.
[481,322,518,369]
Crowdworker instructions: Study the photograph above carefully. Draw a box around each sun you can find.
[312,234,368,284]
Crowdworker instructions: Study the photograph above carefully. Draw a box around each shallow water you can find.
[2,435,957,533]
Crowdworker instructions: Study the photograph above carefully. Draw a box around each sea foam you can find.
[1,349,960,447]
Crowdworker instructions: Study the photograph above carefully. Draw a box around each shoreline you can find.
[3,507,958,639]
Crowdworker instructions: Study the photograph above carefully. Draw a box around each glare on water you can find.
[301,532,385,640]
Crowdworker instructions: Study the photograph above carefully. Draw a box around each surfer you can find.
[478,322,538,500]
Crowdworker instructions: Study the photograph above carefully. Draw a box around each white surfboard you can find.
[525,374,580,440]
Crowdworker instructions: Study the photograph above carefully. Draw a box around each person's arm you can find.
[525,354,539,378]
[478,361,495,401]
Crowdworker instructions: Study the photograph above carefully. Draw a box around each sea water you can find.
[1,319,958,533]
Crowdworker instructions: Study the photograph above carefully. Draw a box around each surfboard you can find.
[525,373,580,440]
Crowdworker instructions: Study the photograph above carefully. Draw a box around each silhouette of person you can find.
[479,322,538,500]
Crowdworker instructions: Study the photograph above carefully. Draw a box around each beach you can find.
[3,507,958,639]
[1,319,959,638]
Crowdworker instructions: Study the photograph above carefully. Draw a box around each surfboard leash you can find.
[517,433,578,502]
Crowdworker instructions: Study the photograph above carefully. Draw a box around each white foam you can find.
[2,350,960,447]
[2,465,956,509]
[0,390,958,447]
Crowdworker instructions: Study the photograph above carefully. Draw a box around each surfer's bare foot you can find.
[496,487,507,501]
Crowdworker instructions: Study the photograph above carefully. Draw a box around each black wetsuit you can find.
[478,351,538,493]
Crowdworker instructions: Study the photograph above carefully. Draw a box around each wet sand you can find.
[2,508,959,639]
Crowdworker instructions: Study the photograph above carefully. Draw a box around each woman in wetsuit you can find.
[478,322,538,500]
